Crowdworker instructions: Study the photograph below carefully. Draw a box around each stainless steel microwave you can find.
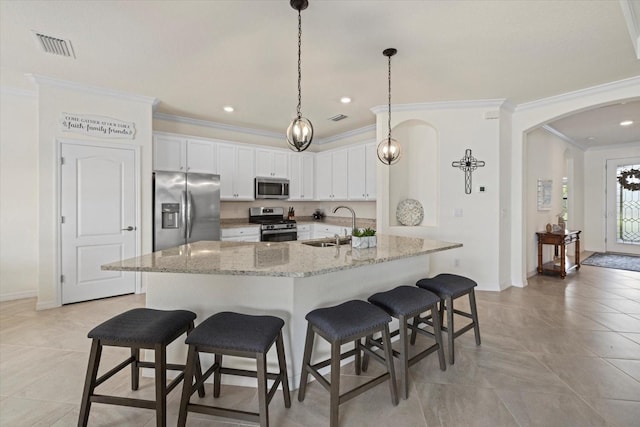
[255,177,289,199]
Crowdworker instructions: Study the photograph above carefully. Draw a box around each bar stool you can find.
[79,308,201,427]
[177,311,290,427]
[415,274,481,364]
[364,286,446,399]
[298,300,398,427]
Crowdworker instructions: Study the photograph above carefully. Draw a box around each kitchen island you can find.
[103,234,461,388]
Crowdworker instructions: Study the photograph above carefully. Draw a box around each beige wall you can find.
[0,90,39,300]
[525,128,585,276]
[32,77,155,309]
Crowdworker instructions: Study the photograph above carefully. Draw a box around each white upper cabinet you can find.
[289,152,315,201]
[218,143,255,200]
[153,134,217,174]
[255,148,288,178]
[315,149,348,201]
[154,134,186,172]
[347,143,376,200]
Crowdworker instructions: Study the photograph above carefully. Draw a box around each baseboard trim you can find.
[0,290,37,302]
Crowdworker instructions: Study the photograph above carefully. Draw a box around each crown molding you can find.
[0,86,37,98]
[25,74,159,107]
[515,76,640,112]
[584,140,640,151]
[620,0,640,59]
[153,112,286,139]
[370,99,508,115]
[541,125,586,150]
[316,124,376,144]
[154,112,376,145]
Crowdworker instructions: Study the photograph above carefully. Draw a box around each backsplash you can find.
[220,200,375,221]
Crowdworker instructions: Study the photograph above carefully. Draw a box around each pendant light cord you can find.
[297,9,302,119]
[387,54,392,141]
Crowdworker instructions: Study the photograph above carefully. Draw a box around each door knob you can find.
[121,226,136,231]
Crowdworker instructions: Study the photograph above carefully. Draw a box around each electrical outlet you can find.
[454,258,460,267]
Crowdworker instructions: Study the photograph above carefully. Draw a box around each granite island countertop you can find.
[103,234,461,278]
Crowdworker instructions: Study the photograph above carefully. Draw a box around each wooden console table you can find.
[536,230,581,279]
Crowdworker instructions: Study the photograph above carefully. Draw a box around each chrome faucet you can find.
[334,234,341,246]
[333,205,356,235]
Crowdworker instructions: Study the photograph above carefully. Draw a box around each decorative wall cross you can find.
[451,149,485,194]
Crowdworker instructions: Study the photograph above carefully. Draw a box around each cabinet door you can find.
[315,152,333,200]
[332,150,349,200]
[255,149,273,177]
[234,146,255,200]
[301,153,315,199]
[272,151,289,178]
[365,143,377,200]
[187,139,217,174]
[154,135,186,172]
[347,145,366,200]
[218,144,236,199]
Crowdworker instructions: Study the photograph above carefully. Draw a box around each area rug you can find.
[581,252,640,272]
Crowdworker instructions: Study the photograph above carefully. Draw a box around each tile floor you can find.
[1,262,640,426]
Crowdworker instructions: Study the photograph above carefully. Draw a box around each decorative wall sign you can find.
[451,149,485,194]
[537,179,552,211]
[59,113,135,139]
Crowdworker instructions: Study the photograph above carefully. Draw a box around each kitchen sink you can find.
[302,241,337,247]
[301,237,351,247]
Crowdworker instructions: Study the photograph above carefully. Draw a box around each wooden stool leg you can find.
[131,347,140,390]
[360,334,373,372]
[354,337,361,375]
[329,341,341,427]
[446,296,455,365]
[78,339,102,427]
[381,324,398,406]
[177,345,197,427]
[469,290,481,345]
[297,324,315,402]
[275,332,291,408]
[154,344,167,427]
[213,354,223,398]
[431,305,446,371]
[398,315,409,400]
[257,351,269,427]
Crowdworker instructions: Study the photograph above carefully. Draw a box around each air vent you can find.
[328,114,348,122]
[32,31,75,58]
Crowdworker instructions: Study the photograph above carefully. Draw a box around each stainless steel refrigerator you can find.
[153,171,220,251]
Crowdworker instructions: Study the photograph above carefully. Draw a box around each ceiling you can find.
[1,0,639,147]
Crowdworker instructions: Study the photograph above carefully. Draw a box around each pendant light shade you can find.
[377,48,401,165]
[287,0,313,152]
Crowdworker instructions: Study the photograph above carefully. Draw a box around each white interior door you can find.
[60,142,137,304]
[606,157,640,255]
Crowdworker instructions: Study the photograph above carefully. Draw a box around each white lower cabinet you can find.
[313,224,351,239]
[296,224,311,240]
[221,226,260,242]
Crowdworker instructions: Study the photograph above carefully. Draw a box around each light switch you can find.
[454,208,463,217]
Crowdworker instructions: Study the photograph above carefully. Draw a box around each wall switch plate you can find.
[454,208,463,217]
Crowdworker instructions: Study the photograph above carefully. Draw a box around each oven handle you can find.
[261,228,298,236]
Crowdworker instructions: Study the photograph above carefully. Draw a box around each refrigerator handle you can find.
[181,190,187,239]
[187,191,194,239]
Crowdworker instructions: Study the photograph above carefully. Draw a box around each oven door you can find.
[261,228,297,242]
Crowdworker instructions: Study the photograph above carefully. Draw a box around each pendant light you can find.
[377,48,401,165]
[287,0,314,152]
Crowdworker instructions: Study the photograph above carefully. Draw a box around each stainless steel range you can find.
[249,207,297,242]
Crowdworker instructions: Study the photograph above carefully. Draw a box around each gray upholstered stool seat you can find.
[365,286,446,399]
[178,312,290,427]
[298,300,398,427]
[416,274,481,364]
[79,308,200,427]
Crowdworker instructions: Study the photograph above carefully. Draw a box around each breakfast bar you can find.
[103,235,462,388]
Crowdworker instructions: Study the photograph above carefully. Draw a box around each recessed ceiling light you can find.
[620,120,633,126]
[586,136,595,141]
[223,106,234,113]
[340,97,351,104]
